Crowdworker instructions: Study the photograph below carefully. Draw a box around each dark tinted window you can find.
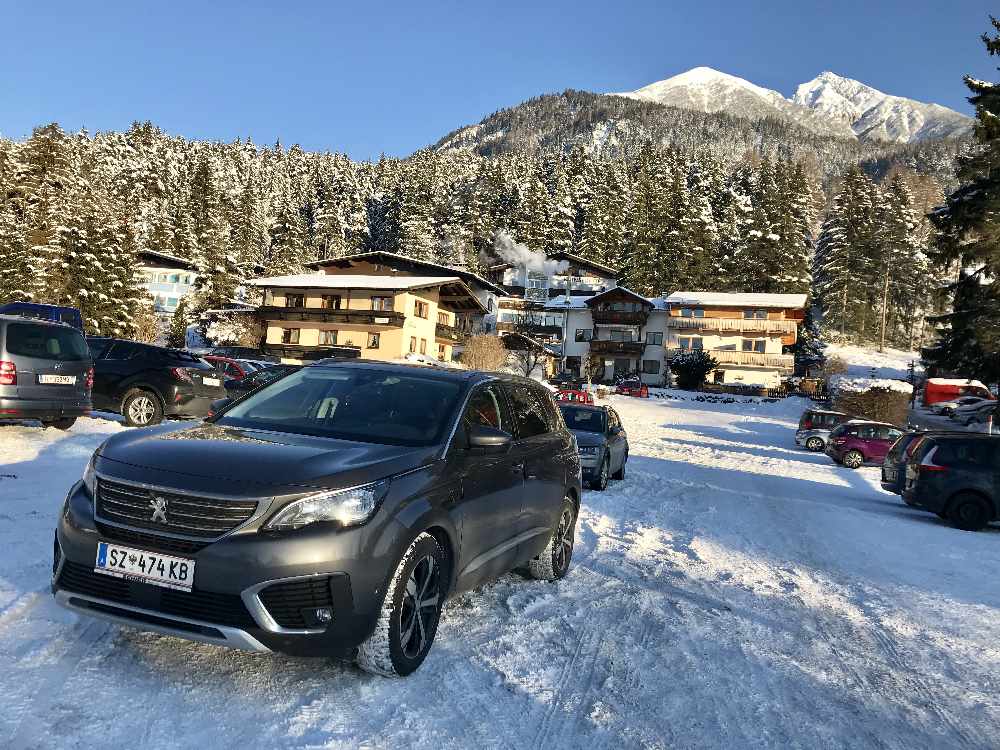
[560,405,606,433]
[87,338,113,359]
[935,440,1000,467]
[464,384,509,433]
[106,341,144,360]
[4,323,89,361]
[505,383,550,439]
[218,366,462,446]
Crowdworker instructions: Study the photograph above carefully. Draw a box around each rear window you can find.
[4,323,89,361]
[933,440,1000,467]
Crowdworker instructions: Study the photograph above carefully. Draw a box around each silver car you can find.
[795,409,850,451]
[558,402,629,490]
[0,315,93,429]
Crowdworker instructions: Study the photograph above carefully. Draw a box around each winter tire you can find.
[806,436,824,452]
[356,532,445,677]
[590,455,609,491]
[527,498,576,582]
[612,451,627,480]
[947,492,991,532]
[843,450,864,469]
[122,389,163,427]
[42,417,76,430]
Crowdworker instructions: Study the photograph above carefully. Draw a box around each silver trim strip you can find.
[241,573,334,635]
[458,526,550,578]
[53,590,271,652]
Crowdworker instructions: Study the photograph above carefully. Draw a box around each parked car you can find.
[881,431,948,495]
[951,399,998,427]
[923,378,994,408]
[970,402,1000,427]
[223,364,300,397]
[549,371,583,389]
[204,346,279,362]
[555,389,594,405]
[934,396,990,417]
[825,421,904,469]
[0,315,92,429]
[903,434,1000,530]
[795,409,851,452]
[559,402,628,490]
[53,361,581,676]
[0,302,83,330]
[203,355,254,381]
[87,338,227,427]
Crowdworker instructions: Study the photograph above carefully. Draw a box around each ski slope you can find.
[2,394,999,749]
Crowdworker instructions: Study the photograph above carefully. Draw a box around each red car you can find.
[203,355,253,381]
[825,420,904,469]
[556,389,594,404]
[615,379,649,398]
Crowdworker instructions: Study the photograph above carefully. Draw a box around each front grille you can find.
[57,561,257,630]
[96,522,210,555]
[97,479,258,538]
[258,577,333,629]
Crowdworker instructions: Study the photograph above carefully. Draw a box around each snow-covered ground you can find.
[825,342,922,381]
[3,394,1000,749]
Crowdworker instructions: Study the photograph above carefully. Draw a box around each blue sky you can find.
[1,1,995,160]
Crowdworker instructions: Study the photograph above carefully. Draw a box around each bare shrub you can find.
[461,335,507,372]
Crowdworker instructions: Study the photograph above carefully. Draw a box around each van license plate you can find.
[94,542,195,592]
[38,374,76,385]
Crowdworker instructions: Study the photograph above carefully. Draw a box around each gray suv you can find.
[53,361,582,676]
[0,315,93,429]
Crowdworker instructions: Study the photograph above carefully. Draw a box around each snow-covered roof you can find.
[544,295,593,309]
[663,291,808,309]
[585,286,653,307]
[306,251,509,296]
[247,274,461,291]
[829,375,914,394]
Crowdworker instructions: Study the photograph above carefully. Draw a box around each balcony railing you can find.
[435,322,463,341]
[496,322,563,336]
[590,339,644,355]
[666,348,794,370]
[259,342,362,361]
[258,306,405,327]
[664,317,798,334]
[591,310,648,325]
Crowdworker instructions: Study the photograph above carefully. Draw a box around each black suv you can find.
[88,338,227,426]
[53,361,582,676]
[903,434,1000,530]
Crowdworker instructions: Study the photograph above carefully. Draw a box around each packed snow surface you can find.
[3,395,1000,748]
[825,342,922,381]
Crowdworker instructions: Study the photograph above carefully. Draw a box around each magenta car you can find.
[825,421,904,469]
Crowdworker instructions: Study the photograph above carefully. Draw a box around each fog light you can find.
[315,607,333,623]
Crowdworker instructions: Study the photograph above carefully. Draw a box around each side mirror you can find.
[207,397,232,419]
[467,424,512,455]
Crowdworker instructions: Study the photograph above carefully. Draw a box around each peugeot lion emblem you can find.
[149,496,168,524]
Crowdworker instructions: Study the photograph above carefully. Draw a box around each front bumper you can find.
[0,396,91,421]
[53,480,389,657]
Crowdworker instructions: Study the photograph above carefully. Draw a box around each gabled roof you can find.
[664,291,808,309]
[584,286,653,308]
[137,249,196,271]
[547,251,619,277]
[305,251,508,297]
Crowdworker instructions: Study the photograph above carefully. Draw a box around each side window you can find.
[106,342,141,360]
[504,384,549,439]
[607,410,619,432]
[858,426,877,439]
[463,385,508,434]
[536,387,562,432]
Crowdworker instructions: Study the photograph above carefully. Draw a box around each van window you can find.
[4,323,89,361]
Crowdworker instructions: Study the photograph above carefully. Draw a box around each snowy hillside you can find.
[825,342,922,380]
[793,71,973,143]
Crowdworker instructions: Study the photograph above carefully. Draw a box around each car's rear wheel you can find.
[843,450,864,469]
[590,456,609,491]
[527,498,576,581]
[806,436,824,452]
[947,492,992,532]
[356,532,445,677]
[41,417,76,430]
[612,451,627,480]
[122,389,163,427]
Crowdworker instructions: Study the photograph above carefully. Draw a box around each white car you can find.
[951,400,998,426]
[934,396,990,416]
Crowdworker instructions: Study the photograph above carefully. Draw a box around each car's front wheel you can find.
[612,451,627,480]
[356,532,445,677]
[122,389,163,427]
[806,436,824,452]
[527,498,576,581]
[843,450,864,469]
[590,455,609,491]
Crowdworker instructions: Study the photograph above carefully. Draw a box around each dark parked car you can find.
[87,338,227,427]
[880,431,947,495]
[205,346,280,363]
[223,364,300,396]
[903,434,1000,530]
[53,361,582,676]
[559,402,628,490]
[825,421,903,469]
[795,409,851,451]
[0,315,92,429]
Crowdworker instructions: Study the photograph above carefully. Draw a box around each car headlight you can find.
[82,452,97,499]
[264,481,389,531]
[579,446,599,455]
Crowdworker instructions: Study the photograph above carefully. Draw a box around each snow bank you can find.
[829,374,913,394]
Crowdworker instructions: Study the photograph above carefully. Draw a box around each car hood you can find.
[570,430,607,449]
[96,421,437,494]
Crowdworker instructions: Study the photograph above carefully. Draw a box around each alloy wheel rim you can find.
[399,555,440,659]
[552,508,574,573]
[847,453,862,468]
[129,396,155,424]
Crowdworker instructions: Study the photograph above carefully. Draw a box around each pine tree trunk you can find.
[878,267,890,353]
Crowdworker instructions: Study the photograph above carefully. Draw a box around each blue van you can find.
[0,303,83,330]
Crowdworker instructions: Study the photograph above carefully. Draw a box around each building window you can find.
[646,332,663,346]
[322,295,341,310]
[610,329,634,342]
[742,339,765,353]
[409,336,417,353]
[642,359,661,374]
[744,309,767,320]
[282,328,300,344]
[167,297,178,307]
[678,337,703,350]
[169,273,180,283]
[575,329,593,342]
[437,343,446,361]
[420,338,427,355]
[368,332,380,349]
[321,330,338,345]
[414,300,429,319]
[286,293,304,308]
[437,311,449,325]
[371,296,392,311]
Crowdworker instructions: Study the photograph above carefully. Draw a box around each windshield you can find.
[559,405,606,433]
[217,365,463,446]
[5,323,89,361]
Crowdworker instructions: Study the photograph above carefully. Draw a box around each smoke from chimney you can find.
[484,231,569,276]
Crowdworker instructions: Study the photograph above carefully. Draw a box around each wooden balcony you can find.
[435,322,463,341]
[258,306,405,327]
[496,322,563,337]
[666,348,794,371]
[590,339,644,355]
[591,310,647,325]
[664,317,798,334]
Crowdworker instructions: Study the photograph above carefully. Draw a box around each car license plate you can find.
[38,374,76,385]
[202,377,221,387]
[94,542,195,592]
[885,469,896,482]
